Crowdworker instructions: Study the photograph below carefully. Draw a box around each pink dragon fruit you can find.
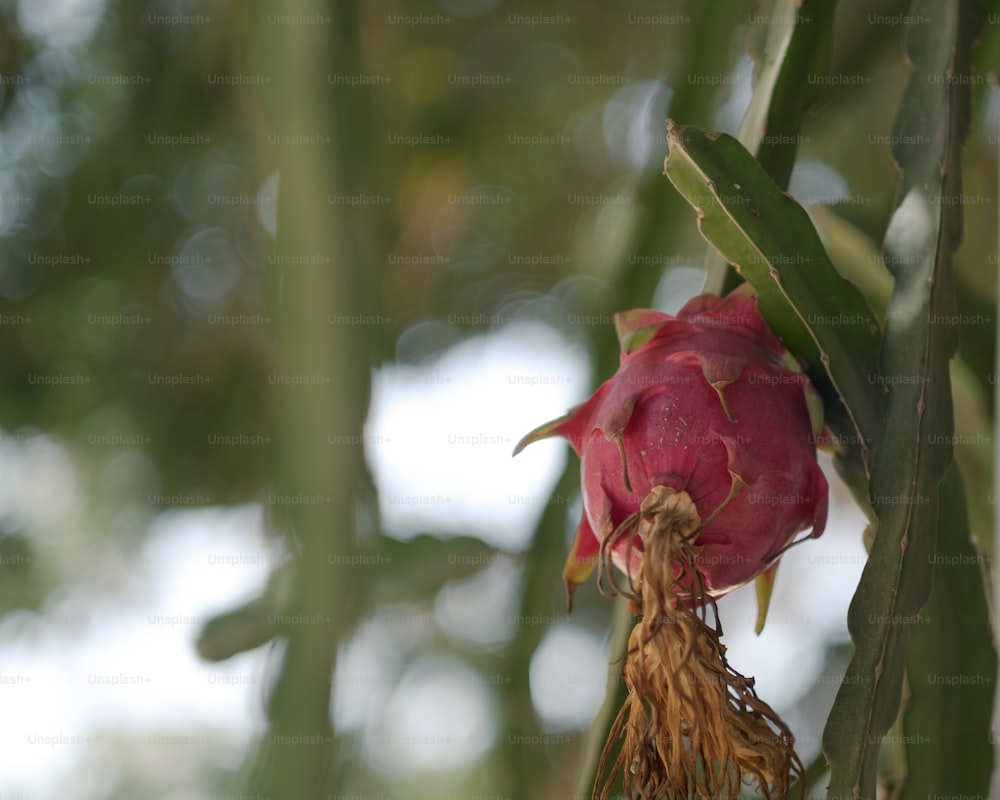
[514,286,829,800]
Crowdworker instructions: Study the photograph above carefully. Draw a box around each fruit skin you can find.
[515,286,828,603]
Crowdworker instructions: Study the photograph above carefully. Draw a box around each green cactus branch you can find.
[822,2,991,798]
[706,0,838,295]
[899,465,996,798]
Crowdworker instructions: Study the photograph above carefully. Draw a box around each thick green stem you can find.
[247,0,376,795]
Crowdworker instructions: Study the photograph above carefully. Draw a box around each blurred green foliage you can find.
[1,0,998,797]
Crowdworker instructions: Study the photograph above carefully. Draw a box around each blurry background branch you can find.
[244,0,380,795]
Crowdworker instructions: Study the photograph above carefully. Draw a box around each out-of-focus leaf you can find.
[196,561,296,662]
[664,122,883,467]
[822,2,988,798]
[809,206,892,324]
[196,532,509,662]
[374,533,522,604]
[0,532,42,613]
[196,596,278,662]
[949,358,995,553]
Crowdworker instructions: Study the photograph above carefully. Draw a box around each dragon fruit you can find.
[514,286,829,800]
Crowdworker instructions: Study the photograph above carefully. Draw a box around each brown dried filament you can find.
[595,485,803,800]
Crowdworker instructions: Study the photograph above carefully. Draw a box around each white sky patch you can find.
[983,87,1000,143]
[366,321,590,549]
[365,655,498,776]
[434,556,521,650]
[256,170,279,237]
[529,624,609,731]
[0,432,84,531]
[332,619,407,733]
[18,0,106,49]
[602,79,672,171]
[788,159,852,207]
[652,265,709,314]
[0,506,272,798]
[712,55,755,136]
